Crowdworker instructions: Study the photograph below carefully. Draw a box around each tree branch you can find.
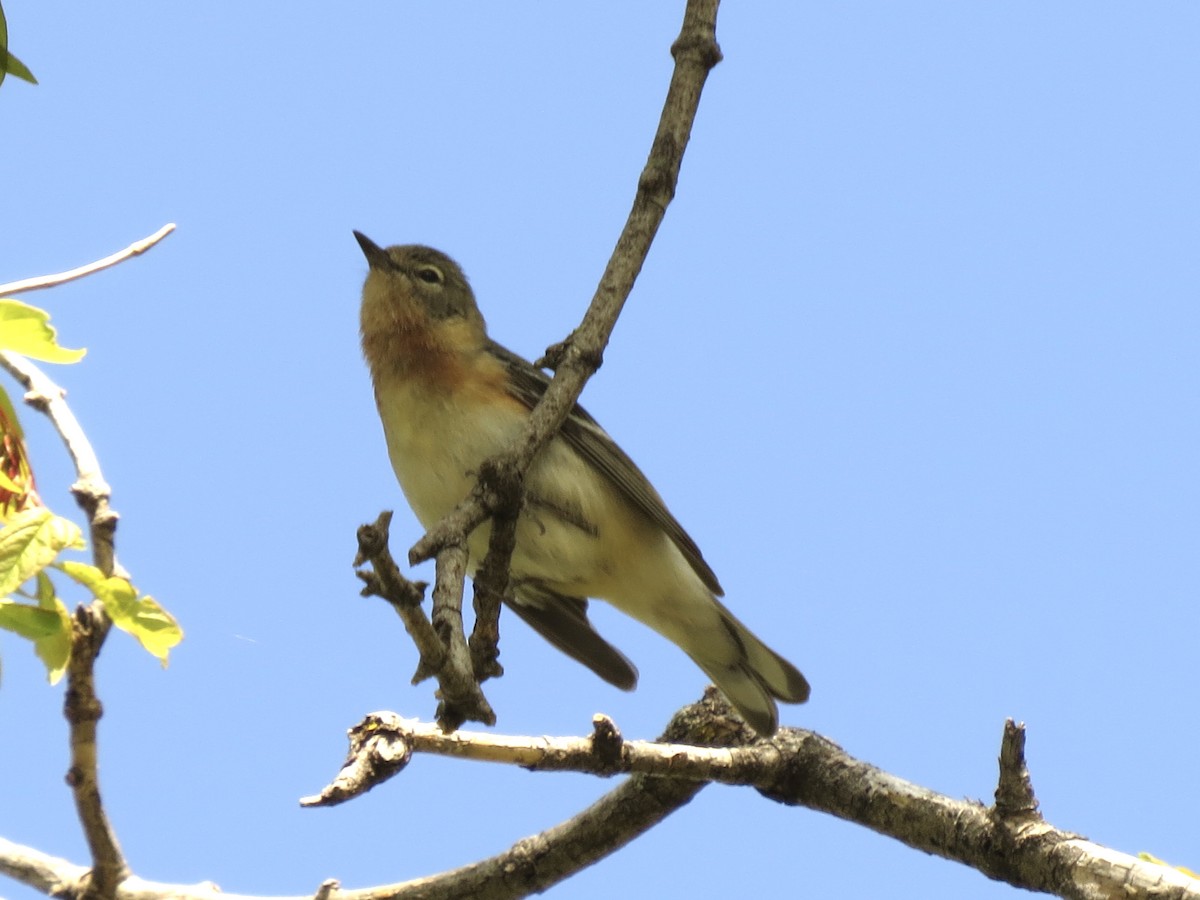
[355,513,442,679]
[10,695,1198,900]
[6,703,725,900]
[408,0,722,566]
[355,513,496,729]
[303,693,1200,900]
[62,603,130,898]
[0,224,175,296]
[0,837,90,897]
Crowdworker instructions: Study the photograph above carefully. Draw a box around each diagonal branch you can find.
[400,0,724,731]
[353,512,497,729]
[0,224,175,296]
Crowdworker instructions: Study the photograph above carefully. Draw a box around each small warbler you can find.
[356,232,809,734]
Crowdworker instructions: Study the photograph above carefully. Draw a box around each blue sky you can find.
[2,4,1198,898]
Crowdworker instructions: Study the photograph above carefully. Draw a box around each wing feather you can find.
[487,340,724,596]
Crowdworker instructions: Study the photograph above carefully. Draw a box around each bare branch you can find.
[7,705,719,900]
[355,513,493,730]
[0,224,176,296]
[304,694,1200,900]
[10,695,1200,900]
[63,605,130,897]
[408,0,722,568]
[354,512,443,679]
[0,837,90,897]
[299,717,412,808]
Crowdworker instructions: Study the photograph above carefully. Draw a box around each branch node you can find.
[301,713,412,807]
[535,335,604,374]
[589,714,625,774]
[994,719,1040,822]
[354,510,393,566]
[670,33,724,70]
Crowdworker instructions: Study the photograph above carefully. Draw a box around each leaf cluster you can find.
[0,293,181,682]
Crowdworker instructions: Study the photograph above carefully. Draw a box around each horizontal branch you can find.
[7,693,1200,900]
[3,702,727,900]
[305,693,1200,900]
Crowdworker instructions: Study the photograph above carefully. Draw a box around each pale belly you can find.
[375,381,636,596]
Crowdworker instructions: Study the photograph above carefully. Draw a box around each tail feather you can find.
[508,583,639,691]
[694,603,809,735]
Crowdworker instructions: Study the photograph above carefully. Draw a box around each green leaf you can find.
[120,594,182,663]
[34,572,69,683]
[0,2,35,88]
[0,599,62,639]
[2,47,36,84]
[0,0,7,89]
[0,576,72,683]
[0,299,85,363]
[0,508,84,596]
[58,561,183,664]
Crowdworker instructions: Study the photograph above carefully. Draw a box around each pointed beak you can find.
[353,231,391,270]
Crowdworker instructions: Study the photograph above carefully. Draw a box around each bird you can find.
[355,231,809,734]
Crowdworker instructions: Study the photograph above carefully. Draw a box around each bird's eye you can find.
[415,265,444,286]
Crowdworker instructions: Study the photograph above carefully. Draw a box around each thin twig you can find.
[354,512,444,680]
[409,0,721,566]
[428,543,495,728]
[466,462,518,681]
[0,224,176,296]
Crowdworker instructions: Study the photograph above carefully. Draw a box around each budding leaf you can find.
[0,299,85,363]
[0,508,84,597]
[58,561,183,664]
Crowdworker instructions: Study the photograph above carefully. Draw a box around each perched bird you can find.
[355,232,809,734]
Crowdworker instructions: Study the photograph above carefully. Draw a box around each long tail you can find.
[688,601,809,736]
